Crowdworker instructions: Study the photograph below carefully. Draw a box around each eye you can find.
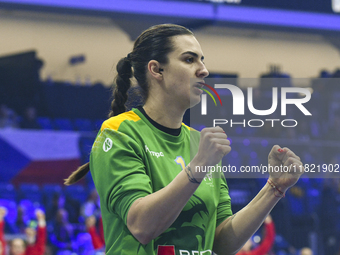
[185,57,194,63]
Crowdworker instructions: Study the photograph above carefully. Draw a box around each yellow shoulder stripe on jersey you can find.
[101,111,141,132]
[182,123,192,131]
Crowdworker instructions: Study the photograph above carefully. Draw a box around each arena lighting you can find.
[1,0,340,31]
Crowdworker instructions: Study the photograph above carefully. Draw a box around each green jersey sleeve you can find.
[90,128,152,224]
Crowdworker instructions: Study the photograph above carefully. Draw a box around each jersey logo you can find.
[103,138,113,152]
[174,156,186,171]
[145,145,164,158]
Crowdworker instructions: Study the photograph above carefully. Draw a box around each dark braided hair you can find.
[65,24,193,185]
[110,57,133,117]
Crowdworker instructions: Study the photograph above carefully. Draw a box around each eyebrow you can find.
[181,51,205,60]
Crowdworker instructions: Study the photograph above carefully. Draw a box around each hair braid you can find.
[109,57,132,117]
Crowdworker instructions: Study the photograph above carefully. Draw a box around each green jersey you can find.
[90,107,232,255]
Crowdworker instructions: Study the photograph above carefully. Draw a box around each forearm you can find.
[0,220,4,241]
[88,226,104,249]
[127,167,199,244]
[213,183,281,255]
[36,226,46,246]
[25,226,46,255]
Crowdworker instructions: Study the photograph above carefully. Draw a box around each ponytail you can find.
[64,162,90,185]
[65,57,132,185]
[109,57,132,117]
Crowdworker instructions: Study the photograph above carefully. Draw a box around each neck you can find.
[143,98,185,129]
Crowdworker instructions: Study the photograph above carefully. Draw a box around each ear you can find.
[147,60,163,81]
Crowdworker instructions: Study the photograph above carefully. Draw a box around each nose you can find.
[196,63,209,79]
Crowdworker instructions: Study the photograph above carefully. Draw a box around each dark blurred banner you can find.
[0,51,43,115]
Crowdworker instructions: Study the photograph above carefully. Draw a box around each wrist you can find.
[184,164,201,184]
[189,157,209,180]
[26,236,36,245]
[37,220,46,227]
[267,179,285,198]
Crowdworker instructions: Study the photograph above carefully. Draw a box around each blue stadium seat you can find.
[286,187,307,216]
[19,199,43,221]
[64,184,88,204]
[76,233,93,254]
[79,137,95,163]
[37,117,54,130]
[54,118,74,131]
[93,119,104,131]
[42,184,62,207]
[56,251,73,255]
[0,199,17,224]
[74,118,94,132]
[228,189,250,205]
[306,188,320,212]
[19,183,41,203]
[0,183,17,200]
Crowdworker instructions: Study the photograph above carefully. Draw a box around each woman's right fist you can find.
[191,126,231,180]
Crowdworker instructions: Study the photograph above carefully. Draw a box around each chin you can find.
[189,95,201,108]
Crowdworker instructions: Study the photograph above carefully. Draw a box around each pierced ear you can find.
[148,60,163,80]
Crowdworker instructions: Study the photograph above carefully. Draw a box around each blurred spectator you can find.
[319,179,340,255]
[299,247,313,255]
[326,109,340,141]
[9,239,26,255]
[81,189,100,219]
[8,209,46,255]
[258,112,283,138]
[49,208,75,254]
[85,216,105,251]
[46,193,79,224]
[25,210,47,255]
[20,106,40,130]
[0,207,7,255]
[308,106,324,140]
[43,245,53,255]
[46,193,65,222]
[15,205,28,234]
[296,119,311,141]
[237,215,275,255]
[0,104,18,128]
